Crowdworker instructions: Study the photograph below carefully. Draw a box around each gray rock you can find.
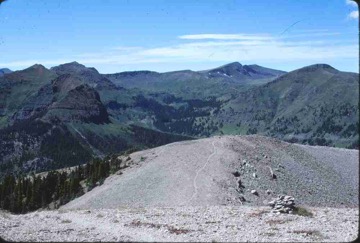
[232,171,241,177]
[239,195,246,202]
[268,195,295,214]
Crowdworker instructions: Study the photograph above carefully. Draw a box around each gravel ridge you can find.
[0,206,358,242]
[63,135,358,209]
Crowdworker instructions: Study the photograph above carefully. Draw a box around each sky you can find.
[0,0,358,73]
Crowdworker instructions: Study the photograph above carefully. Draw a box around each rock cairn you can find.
[268,195,295,214]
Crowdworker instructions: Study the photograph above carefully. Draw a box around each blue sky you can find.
[0,0,358,73]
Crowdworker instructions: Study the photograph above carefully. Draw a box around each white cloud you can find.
[1,32,357,71]
[111,46,143,52]
[346,0,358,7]
[348,10,359,19]
[137,39,356,62]
[178,34,273,41]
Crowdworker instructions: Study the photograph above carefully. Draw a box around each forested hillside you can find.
[0,152,131,213]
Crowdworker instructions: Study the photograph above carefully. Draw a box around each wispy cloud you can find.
[0,31,357,71]
[111,46,143,52]
[178,32,340,41]
[348,10,359,19]
[138,38,356,62]
[178,34,273,41]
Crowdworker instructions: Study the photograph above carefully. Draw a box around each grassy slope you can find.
[217,65,359,147]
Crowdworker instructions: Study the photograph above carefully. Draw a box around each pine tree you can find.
[25,179,32,212]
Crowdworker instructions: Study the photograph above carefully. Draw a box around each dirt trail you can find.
[188,140,218,204]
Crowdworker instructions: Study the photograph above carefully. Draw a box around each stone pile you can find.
[268,195,295,214]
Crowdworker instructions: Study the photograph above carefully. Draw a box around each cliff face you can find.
[45,84,110,124]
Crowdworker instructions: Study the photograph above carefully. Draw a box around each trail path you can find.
[187,140,218,204]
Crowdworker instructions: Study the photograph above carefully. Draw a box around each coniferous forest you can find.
[0,153,130,214]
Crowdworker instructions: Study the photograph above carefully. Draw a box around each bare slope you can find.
[63,135,358,209]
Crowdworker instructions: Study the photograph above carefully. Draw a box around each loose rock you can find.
[268,195,295,214]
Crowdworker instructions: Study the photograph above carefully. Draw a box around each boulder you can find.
[232,171,241,177]
[251,190,258,196]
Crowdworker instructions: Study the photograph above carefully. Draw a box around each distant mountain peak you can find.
[0,68,12,73]
[306,63,337,70]
[220,62,243,68]
[20,64,50,75]
[202,62,286,81]
[50,62,96,76]
[51,61,86,70]
[202,62,245,77]
[64,61,85,67]
[296,64,338,73]
[28,64,46,70]
[68,61,81,65]
[0,68,12,77]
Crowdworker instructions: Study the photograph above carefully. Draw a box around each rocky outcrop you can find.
[268,195,295,214]
[52,74,85,94]
[45,84,110,124]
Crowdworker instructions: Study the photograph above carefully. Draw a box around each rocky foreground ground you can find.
[0,206,358,242]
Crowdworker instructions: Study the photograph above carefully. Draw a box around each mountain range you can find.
[0,61,358,178]
[105,62,285,99]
